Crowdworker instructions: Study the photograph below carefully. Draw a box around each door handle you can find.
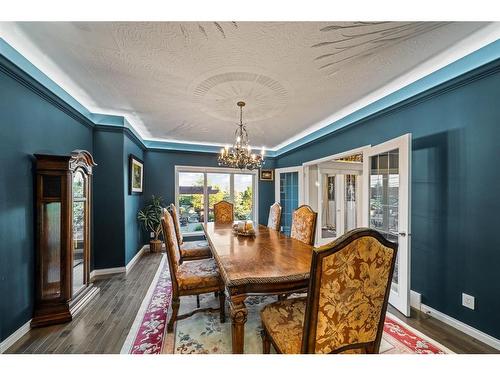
[399,232,406,237]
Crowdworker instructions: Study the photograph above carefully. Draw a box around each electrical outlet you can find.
[462,293,475,310]
[150,232,155,239]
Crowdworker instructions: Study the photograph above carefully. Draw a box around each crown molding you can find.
[274,35,500,156]
[1,30,499,157]
[276,56,500,158]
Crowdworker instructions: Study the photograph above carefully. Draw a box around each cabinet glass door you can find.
[72,170,86,297]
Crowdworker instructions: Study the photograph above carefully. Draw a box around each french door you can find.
[316,166,363,245]
[274,167,303,235]
[362,134,411,316]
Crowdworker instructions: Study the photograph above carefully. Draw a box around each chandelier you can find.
[218,101,265,170]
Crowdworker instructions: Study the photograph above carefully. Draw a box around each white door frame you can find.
[362,133,412,316]
[274,166,304,205]
[302,145,372,166]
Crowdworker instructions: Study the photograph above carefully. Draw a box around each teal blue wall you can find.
[93,127,146,268]
[0,58,146,341]
[276,60,500,340]
[0,59,93,341]
[123,134,145,264]
[93,129,125,268]
[144,150,276,226]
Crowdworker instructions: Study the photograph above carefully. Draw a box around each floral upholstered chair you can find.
[161,209,225,332]
[260,228,398,354]
[168,203,212,264]
[267,202,282,231]
[214,200,234,224]
[290,205,317,245]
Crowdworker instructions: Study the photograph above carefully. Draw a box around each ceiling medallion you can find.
[218,101,264,171]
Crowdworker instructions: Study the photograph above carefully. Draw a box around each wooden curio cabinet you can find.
[32,150,98,328]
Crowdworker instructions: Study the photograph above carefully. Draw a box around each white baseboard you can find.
[0,319,31,354]
[90,266,126,280]
[90,244,149,280]
[410,290,422,310]
[125,245,148,274]
[420,303,500,351]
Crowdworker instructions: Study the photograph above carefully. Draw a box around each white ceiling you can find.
[1,22,494,149]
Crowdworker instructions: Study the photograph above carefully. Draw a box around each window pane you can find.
[207,173,230,222]
[234,174,253,221]
[178,172,204,233]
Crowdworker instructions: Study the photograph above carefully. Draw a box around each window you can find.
[178,172,205,233]
[176,166,258,235]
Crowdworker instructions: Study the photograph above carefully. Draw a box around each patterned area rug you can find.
[122,255,453,354]
[121,255,172,354]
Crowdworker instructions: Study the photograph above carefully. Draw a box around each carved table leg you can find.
[229,295,247,354]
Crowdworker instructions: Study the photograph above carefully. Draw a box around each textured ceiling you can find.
[10,22,490,148]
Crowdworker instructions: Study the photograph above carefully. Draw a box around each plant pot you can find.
[149,240,163,253]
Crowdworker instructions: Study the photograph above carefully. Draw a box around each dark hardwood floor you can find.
[6,251,498,354]
[388,306,498,354]
[6,252,164,354]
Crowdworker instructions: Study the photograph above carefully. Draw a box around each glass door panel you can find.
[72,171,86,297]
[369,150,400,290]
[234,174,253,220]
[322,175,337,239]
[41,202,62,299]
[178,172,205,233]
[279,171,299,236]
[207,173,231,222]
[344,174,358,233]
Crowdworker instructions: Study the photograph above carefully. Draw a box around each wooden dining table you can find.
[203,222,313,354]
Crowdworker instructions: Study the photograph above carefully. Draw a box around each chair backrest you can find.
[213,200,234,224]
[301,228,398,354]
[267,202,282,231]
[290,205,317,245]
[168,203,184,245]
[161,208,182,291]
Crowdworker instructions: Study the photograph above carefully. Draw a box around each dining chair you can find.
[168,203,212,264]
[290,205,317,245]
[213,200,234,224]
[267,202,282,231]
[161,209,225,332]
[260,228,398,354]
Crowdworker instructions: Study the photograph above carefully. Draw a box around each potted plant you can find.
[137,195,165,252]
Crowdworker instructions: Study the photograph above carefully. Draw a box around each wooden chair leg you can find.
[261,329,271,354]
[168,297,180,333]
[218,291,226,323]
[196,295,200,308]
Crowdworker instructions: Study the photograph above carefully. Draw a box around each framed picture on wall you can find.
[260,169,274,181]
[129,154,144,195]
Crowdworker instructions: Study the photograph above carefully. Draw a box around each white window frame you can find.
[175,165,259,236]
